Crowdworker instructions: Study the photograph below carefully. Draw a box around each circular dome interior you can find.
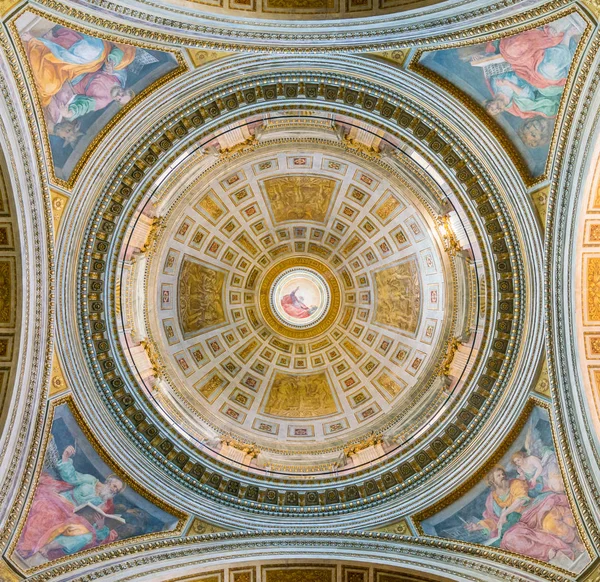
[116,112,485,476]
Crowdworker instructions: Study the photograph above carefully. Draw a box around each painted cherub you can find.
[511,450,543,491]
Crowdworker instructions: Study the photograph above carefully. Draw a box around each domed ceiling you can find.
[116,115,482,476]
[0,1,599,581]
[112,0,450,20]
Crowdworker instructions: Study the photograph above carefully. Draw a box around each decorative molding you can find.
[0,558,22,581]
[187,49,239,69]
[531,186,549,231]
[545,0,600,557]
[366,49,411,69]
[28,0,581,49]
[533,359,550,399]
[0,28,54,563]
[48,351,67,397]
[23,533,572,582]
[187,517,231,535]
[0,0,19,18]
[371,518,412,535]
[49,189,68,239]
[581,560,600,582]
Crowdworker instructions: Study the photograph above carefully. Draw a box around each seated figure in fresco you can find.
[21,25,136,143]
[22,25,135,109]
[281,287,317,319]
[465,466,582,562]
[473,22,581,119]
[16,445,124,561]
[485,73,564,119]
[46,62,135,127]
[498,23,580,89]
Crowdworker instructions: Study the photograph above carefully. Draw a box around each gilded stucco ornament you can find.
[0,25,54,567]
[28,0,593,49]
[71,69,527,518]
[546,2,600,560]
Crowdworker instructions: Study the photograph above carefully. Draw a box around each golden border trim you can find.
[260,563,337,581]
[23,0,591,52]
[258,256,342,339]
[6,395,188,576]
[8,6,188,190]
[409,6,593,188]
[164,569,224,582]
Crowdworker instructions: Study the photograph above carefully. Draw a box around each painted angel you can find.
[511,423,564,494]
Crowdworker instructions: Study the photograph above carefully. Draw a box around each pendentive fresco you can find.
[417,13,586,180]
[419,406,590,573]
[14,12,181,183]
[12,402,181,571]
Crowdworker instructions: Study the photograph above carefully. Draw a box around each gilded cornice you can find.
[545,2,600,554]
[0,27,54,556]
[14,0,590,50]
[18,532,574,582]
[73,70,525,520]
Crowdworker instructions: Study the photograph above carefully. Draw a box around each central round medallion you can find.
[271,267,330,329]
[259,257,341,339]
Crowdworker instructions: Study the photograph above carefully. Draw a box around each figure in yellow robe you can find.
[23,25,135,108]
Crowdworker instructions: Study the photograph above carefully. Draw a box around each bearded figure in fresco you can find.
[465,466,583,562]
[16,445,124,562]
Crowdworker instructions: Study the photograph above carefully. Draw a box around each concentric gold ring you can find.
[259,257,341,339]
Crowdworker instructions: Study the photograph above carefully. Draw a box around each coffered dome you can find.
[116,116,481,475]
